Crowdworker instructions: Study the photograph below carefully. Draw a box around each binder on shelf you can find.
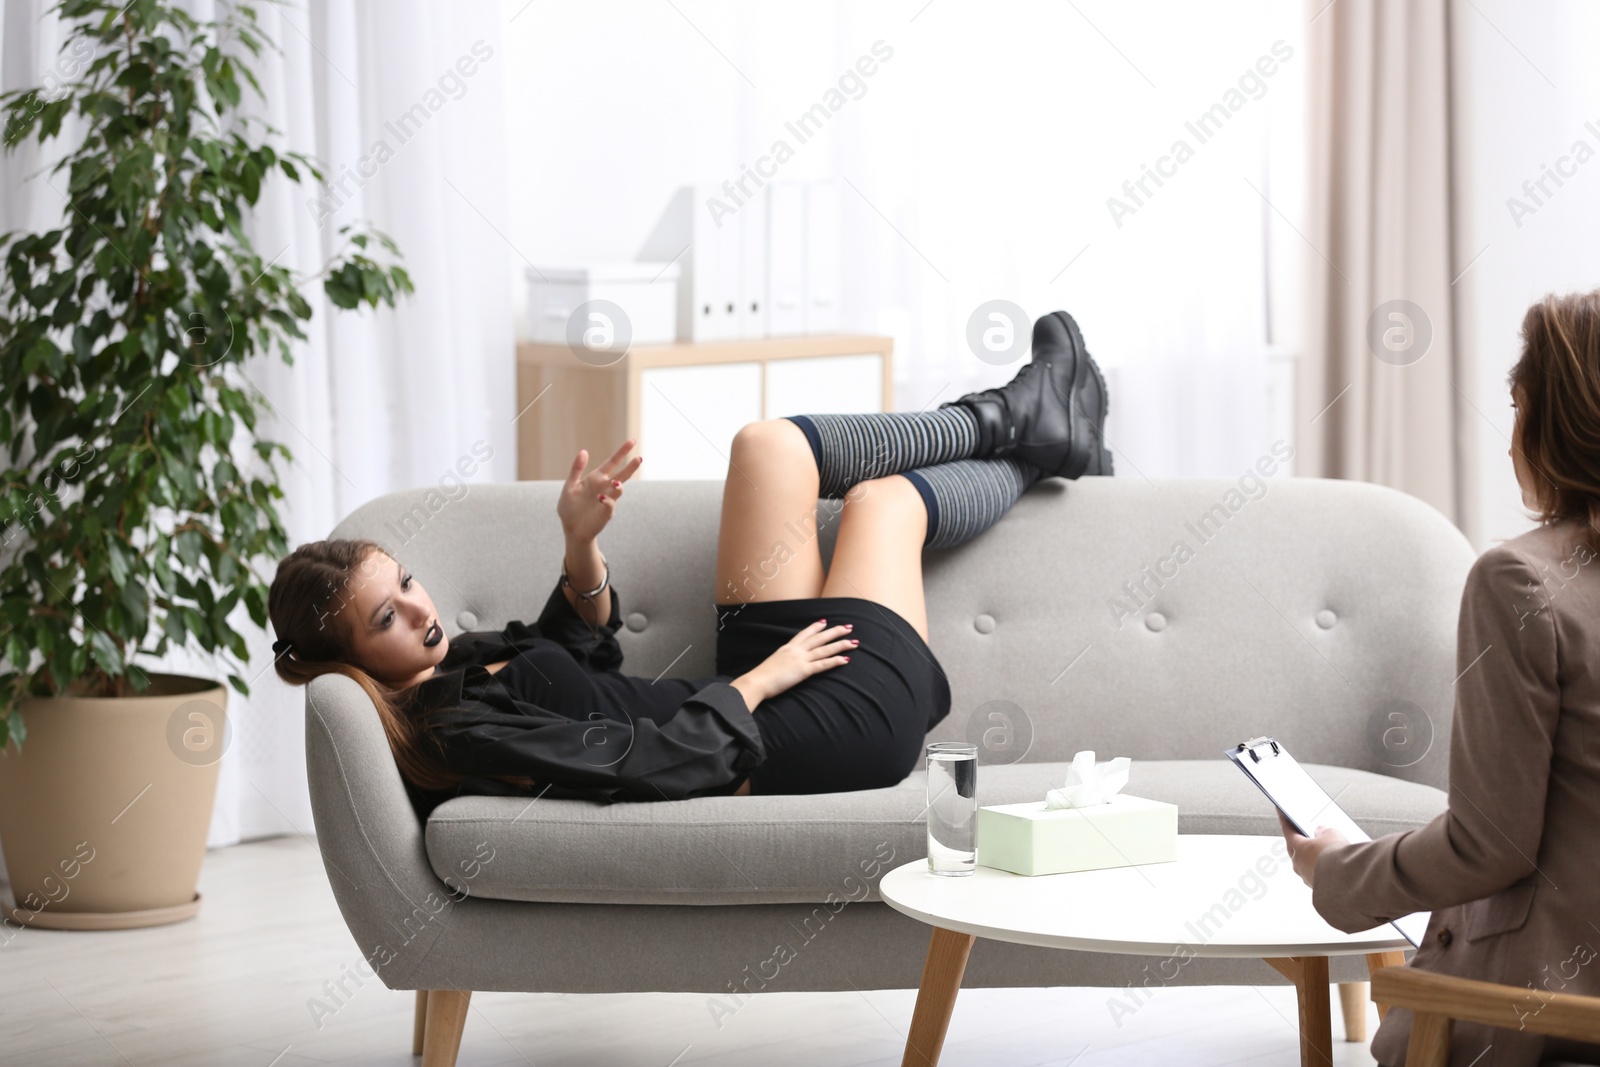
[1226,736,1429,948]
[765,180,806,337]
[712,195,742,341]
[638,184,735,343]
[803,179,841,334]
[737,186,768,338]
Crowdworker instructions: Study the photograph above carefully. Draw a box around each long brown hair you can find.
[268,538,532,796]
[1508,289,1600,558]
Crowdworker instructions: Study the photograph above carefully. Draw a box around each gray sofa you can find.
[306,474,1475,1065]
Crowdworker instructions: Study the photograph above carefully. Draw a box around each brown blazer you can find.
[1314,517,1600,1067]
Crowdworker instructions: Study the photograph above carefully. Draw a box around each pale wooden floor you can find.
[0,836,1381,1066]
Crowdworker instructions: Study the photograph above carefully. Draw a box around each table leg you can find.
[1264,956,1333,1067]
[901,927,975,1067]
[1366,951,1408,1021]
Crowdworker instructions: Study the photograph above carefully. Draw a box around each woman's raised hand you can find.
[557,438,643,541]
[750,619,859,700]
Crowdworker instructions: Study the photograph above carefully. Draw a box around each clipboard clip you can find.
[1235,736,1281,762]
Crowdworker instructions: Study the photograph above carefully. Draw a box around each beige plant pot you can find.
[0,672,228,930]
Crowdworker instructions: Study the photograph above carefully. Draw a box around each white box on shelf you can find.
[525,263,680,347]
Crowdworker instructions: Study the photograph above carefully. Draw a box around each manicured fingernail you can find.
[820,618,826,624]
[844,656,851,662]
[612,480,620,487]
[845,624,853,630]
[851,639,859,645]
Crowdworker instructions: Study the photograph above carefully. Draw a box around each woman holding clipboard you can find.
[1280,290,1600,1067]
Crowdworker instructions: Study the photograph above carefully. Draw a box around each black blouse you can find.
[399,577,766,819]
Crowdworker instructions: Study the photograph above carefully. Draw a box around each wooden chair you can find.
[1370,966,1600,1067]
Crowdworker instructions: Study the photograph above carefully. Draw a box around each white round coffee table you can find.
[878,833,1413,1067]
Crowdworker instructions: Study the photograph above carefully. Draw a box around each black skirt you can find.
[713,595,952,795]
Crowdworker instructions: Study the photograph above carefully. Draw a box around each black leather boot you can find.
[939,311,1112,478]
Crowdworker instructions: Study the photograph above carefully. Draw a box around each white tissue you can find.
[1043,750,1131,809]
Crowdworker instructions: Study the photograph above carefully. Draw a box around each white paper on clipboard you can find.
[1227,736,1428,948]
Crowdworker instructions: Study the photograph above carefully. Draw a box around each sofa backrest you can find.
[913,476,1473,793]
[316,475,1474,792]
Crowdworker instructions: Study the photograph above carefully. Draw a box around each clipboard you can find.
[1227,736,1428,948]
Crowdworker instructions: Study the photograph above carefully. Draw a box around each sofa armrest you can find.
[305,673,464,991]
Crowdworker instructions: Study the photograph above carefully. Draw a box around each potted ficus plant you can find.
[0,0,412,929]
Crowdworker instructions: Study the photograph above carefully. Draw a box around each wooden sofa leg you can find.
[1338,982,1368,1041]
[420,989,472,1067]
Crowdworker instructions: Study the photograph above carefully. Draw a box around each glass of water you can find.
[926,741,978,876]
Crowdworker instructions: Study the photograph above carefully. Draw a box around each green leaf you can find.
[174,529,203,569]
[243,584,267,628]
[240,159,260,204]
[118,581,147,633]
[88,629,120,675]
[39,98,71,140]
[324,276,358,310]
[72,324,95,365]
[106,540,129,586]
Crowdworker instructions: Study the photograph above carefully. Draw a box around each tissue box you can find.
[977,794,1178,876]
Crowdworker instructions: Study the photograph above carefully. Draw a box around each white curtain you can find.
[827,1,1301,478]
[1,0,514,846]
[1298,0,1464,529]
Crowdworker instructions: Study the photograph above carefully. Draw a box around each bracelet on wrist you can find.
[561,556,609,601]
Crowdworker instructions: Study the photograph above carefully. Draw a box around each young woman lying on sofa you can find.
[1279,289,1600,1067]
[268,311,1111,818]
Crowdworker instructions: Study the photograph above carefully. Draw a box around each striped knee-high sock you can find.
[784,408,980,499]
[900,457,1043,549]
